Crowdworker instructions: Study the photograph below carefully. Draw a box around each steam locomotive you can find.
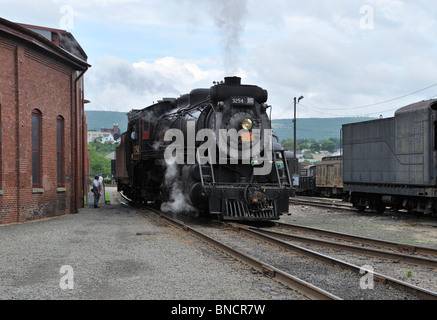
[115,77,294,221]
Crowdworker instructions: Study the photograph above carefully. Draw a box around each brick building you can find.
[0,17,90,224]
[100,124,120,136]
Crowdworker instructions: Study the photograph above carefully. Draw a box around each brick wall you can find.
[0,33,87,224]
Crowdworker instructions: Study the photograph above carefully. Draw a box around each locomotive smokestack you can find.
[224,76,241,85]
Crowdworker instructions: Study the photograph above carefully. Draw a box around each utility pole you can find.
[293,96,304,174]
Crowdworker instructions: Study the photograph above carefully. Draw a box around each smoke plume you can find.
[160,163,197,216]
[211,0,248,74]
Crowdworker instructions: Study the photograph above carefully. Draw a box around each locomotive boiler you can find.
[115,77,294,221]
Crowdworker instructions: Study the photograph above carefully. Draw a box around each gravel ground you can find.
[282,202,437,249]
[0,187,301,300]
[280,202,437,294]
[192,224,425,300]
[2,189,436,300]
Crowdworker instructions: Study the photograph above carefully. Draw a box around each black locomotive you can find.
[115,77,294,221]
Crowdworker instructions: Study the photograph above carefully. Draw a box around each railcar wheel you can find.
[370,202,385,214]
[351,194,366,212]
[356,205,366,212]
[375,204,386,214]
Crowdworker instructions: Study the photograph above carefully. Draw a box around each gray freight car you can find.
[342,99,437,214]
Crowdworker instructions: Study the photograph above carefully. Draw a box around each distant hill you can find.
[272,117,375,142]
[85,110,128,133]
[85,110,374,141]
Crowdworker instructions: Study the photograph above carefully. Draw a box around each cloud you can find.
[3,0,437,120]
[85,55,223,111]
[241,1,437,118]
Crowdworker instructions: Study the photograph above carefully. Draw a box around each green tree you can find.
[309,143,320,153]
[321,140,336,153]
[329,137,341,149]
[302,150,314,159]
[89,145,111,177]
[280,137,294,151]
[88,138,119,155]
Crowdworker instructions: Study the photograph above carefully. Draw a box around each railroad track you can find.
[290,196,354,211]
[146,206,339,300]
[119,192,335,299]
[226,222,437,300]
[119,192,437,300]
[254,222,437,269]
[274,222,437,257]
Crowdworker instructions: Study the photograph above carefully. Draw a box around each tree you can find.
[89,146,111,177]
[303,150,314,159]
[88,139,118,155]
[321,140,336,153]
[309,143,320,153]
[329,137,341,149]
[280,137,294,151]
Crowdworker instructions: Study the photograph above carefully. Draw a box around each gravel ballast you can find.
[0,188,300,300]
[281,202,437,294]
[2,189,436,300]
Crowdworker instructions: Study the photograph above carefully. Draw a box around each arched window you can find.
[57,116,64,186]
[32,109,42,187]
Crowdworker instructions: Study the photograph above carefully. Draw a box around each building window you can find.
[32,109,42,187]
[57,116,64,186]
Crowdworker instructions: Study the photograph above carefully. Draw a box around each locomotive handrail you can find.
[282,150,293,187]
[160,98,211,119]
[196,148,216,186]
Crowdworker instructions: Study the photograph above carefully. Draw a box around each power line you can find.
[273,82,437,118]
[302,83,437,111]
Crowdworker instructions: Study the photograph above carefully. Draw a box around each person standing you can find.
[92,176,101,208]
[98,175,103,193]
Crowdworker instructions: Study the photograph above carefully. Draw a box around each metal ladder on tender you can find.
[196,149,216,185]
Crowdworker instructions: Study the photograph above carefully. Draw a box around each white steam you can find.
[160,163,197,216]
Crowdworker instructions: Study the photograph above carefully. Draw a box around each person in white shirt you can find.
[92,176,101,208]
[98,175,103,193]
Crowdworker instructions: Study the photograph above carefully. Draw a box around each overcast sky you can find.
[2,0,437,119]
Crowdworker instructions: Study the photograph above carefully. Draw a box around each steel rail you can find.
[145,207,341,300]
[274,222,437,258]
[244,225,437,269]
[290,197,354,211]
[231,224,437,300]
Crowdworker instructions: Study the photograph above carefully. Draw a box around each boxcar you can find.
[316,156,343,197]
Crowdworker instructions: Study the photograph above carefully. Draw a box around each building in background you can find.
[101,124,120,137]
[0,17,90,224]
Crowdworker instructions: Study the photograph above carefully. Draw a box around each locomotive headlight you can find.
[241,118,253,130]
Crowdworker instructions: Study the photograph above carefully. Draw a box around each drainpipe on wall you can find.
[73,68,87,213]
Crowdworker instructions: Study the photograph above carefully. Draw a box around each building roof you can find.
[0,17,90,71]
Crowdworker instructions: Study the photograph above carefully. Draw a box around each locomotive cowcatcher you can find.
[115,77,294,221]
